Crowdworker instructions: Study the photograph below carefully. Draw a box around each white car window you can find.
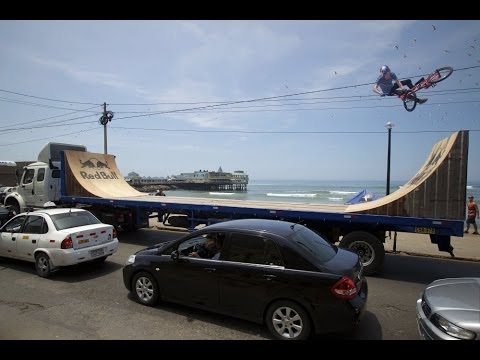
[50,211,101,230]
[23,215,47,234]
[2,215,27,232]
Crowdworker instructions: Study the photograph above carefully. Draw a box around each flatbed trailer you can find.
[58,193,464,276]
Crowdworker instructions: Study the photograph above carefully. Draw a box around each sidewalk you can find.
[383,231,480,262]
[150,218,480,263]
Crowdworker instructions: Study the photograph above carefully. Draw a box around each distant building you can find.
[174,167,249,184]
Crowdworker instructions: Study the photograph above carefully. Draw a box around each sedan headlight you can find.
[125,255,136,265]
[431,313,476,340]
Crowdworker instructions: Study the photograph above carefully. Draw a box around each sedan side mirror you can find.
[171,250,179,260]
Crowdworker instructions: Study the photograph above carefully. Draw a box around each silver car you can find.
[416,277,480,340]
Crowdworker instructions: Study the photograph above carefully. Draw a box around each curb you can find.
[385,250,480,263]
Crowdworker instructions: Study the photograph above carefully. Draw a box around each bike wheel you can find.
[429,66,453,84]
[403,90,417,112]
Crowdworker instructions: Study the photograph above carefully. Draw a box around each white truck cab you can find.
[4,143,86,214]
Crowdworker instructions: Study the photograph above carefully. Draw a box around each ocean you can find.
[163,179,480,205]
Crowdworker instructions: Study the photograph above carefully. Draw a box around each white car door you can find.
[16,215,46,261]
[0,215,27,258]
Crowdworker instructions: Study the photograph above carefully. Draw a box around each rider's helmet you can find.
[380,65,391,74]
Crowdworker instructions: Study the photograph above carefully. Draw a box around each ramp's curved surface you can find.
[64,150,145,198]
[345,130,468,220]
[63,131,468,221]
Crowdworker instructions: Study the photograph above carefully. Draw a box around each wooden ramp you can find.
[64,130,468,221]
[345,130,468,220]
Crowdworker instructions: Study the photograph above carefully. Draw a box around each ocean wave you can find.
[209,192,235,196]
[267,193,317,198]
[328,197,343,201]
[329,191,357,195]
[466,185,474,189]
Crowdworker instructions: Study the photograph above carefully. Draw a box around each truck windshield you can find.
[50,211,101,230]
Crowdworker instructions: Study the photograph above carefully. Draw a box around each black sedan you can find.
[123,219,368,340]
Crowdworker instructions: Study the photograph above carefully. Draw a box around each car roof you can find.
[202,218,299,237]
[21,208,88,216]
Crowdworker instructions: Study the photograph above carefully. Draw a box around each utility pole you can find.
[99,102,114,154]
[385,121,394,196]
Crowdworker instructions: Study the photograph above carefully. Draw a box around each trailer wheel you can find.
[5,199,20,216]
[339,231,384,276]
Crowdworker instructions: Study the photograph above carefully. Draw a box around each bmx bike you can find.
[397,66,453,112]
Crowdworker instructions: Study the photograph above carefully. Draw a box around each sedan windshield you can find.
[288,226,337,262]
[50,211,101,230]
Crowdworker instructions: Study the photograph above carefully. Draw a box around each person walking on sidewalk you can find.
[465,195,479,234]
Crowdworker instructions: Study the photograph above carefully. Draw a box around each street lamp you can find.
[385,121,394,196]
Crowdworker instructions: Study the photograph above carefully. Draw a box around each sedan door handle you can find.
[263,274,276,280]
[204,268,216,273]
[12,237,16,241]
[31,240,37,244]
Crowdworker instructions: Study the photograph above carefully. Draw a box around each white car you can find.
[0,208,118,277]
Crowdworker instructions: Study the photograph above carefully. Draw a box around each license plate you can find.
[415,227,435,234]
[89,248,105,257]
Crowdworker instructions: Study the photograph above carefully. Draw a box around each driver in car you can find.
[189,234,219,259]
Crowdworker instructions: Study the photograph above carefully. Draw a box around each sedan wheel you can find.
[35,253,52,278]
[133,272,159,306]
[266,300,311,340]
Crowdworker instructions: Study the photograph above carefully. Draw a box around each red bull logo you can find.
[80,171,119,180]
[78,158,117,179]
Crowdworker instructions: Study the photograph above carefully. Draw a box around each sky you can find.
[0,20,479,183]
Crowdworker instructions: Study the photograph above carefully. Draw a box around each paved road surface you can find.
[1,228,479,340]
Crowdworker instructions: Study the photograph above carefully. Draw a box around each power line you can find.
[114,100,480,117]
[0,105,100,130]
[110,126,480,134]
[0,115,98,133]
[0,64,477,110]
[0,97,101,112]
[109,93,480,115]
[0,127,98,147]
[2,97,479,136]
[0,89,101,105]
[3,100,480,138]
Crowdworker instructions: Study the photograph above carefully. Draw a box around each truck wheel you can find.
[265,300,312,340]
[35,252,53,278]
[5,199,20,216]
[339,231,384,276]
[167,215,189,228]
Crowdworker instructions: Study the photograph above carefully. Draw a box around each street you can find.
[1,227,479,340]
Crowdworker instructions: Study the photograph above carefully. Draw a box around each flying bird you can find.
[467,53,472,56]
[334,71,337,75]
[413,38,416,43]
[470,45,475,49]
[404,54,407,58]
[444,49,450,53]
[394,45,399,50]
[432,25,436,31]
